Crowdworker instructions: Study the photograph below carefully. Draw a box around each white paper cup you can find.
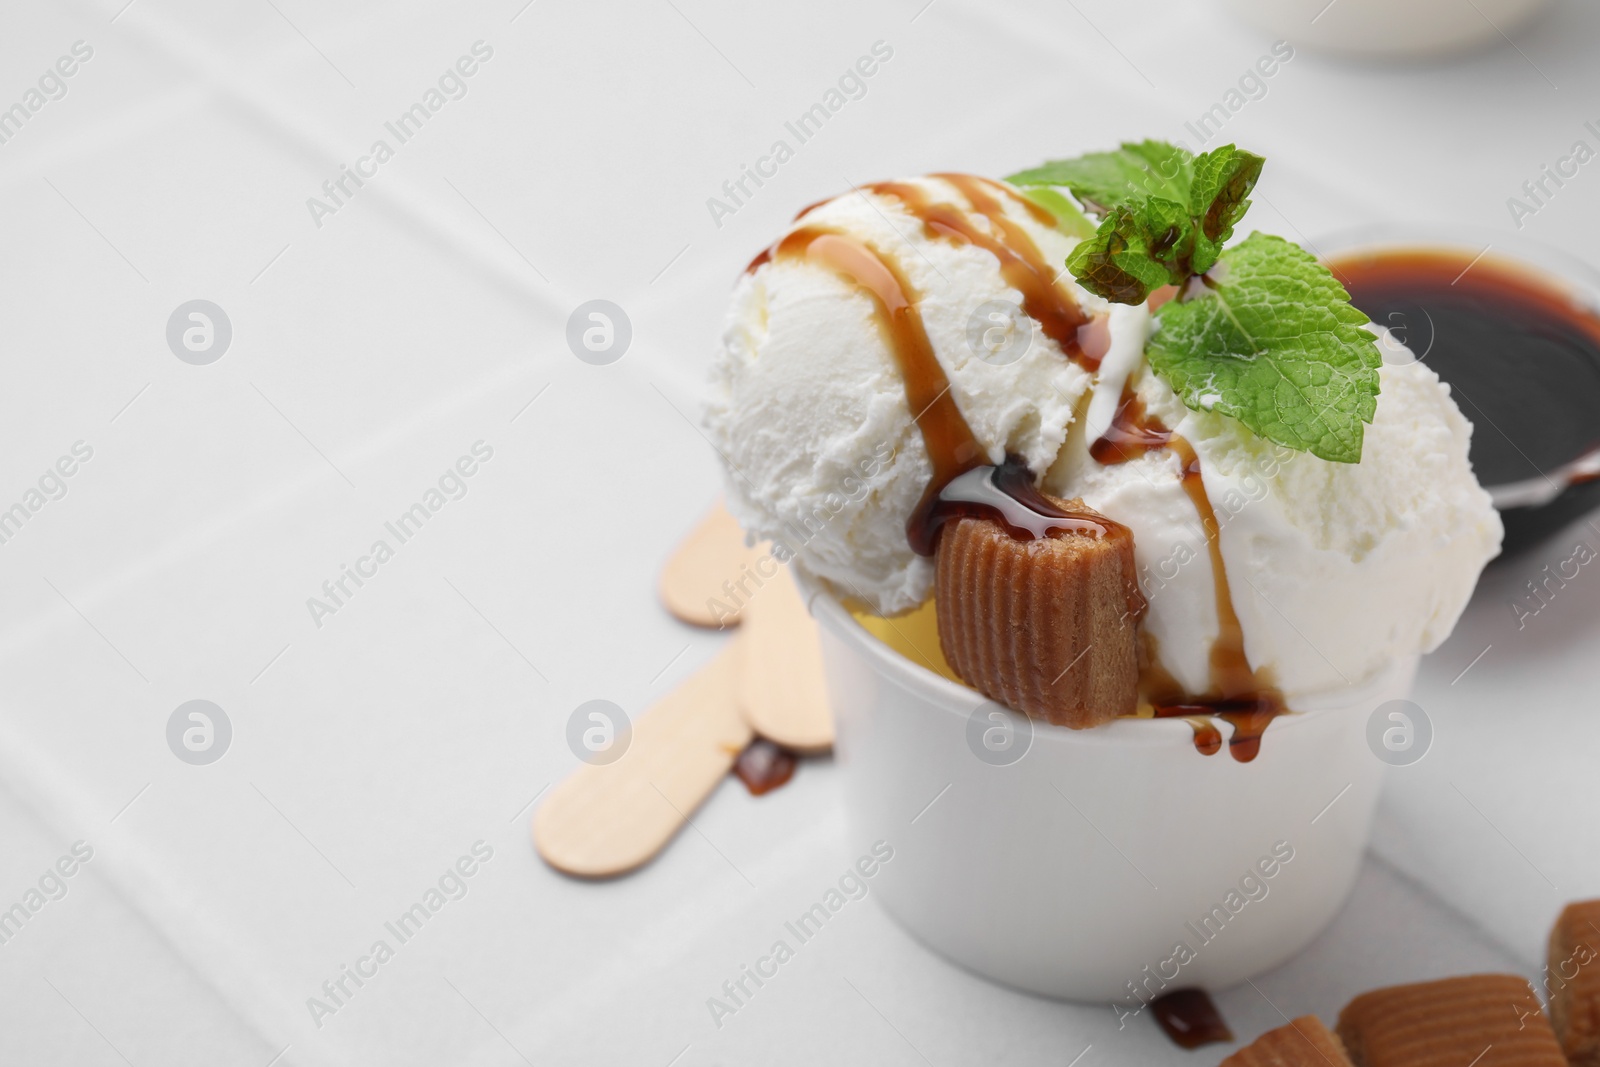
[811,590,1416,1002]
[1218,0,1555,58]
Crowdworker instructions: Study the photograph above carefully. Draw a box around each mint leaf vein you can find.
[1145,233,1381,463]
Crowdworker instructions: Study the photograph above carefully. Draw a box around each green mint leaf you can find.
[1013,143,1368,461]
[1018,141,1265,303]
[1146,232,1381,463]
[1007,140,1193,217]
[1015,186,1097,239]
[1064,199,1190,304]
[1187,145,1264,274]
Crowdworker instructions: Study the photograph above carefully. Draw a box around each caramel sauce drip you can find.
[769,226,1117,565]
[774,227,987,540]
[744,246,773,274]
[1089,388,1173,465]
[732,738,797,796]
[1091,388,1287,761]
[1075,314,1113,367]
[1154,698,1283,763]
[749,175,1110,364]
[1181,716,1223,757]
[793,194,835,221]
[869,175,1103,369]
[920,455,1123,553]
[1147,284,1178,311]
[1151,989,1233,1049]
[927,457,1146,622]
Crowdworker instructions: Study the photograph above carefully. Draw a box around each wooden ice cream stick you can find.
[659,498,836,752]
[737,565,835,754]
[658,498,768,628]
[533,643,752,878]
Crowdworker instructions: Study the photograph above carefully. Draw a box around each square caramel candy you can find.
[934,499,1141,729]
[1221,1015,1353,1066]
[1336,974,1564,1067]
[1548,899,1600,1065]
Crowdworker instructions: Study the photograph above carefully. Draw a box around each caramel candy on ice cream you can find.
[934,497,1142,729]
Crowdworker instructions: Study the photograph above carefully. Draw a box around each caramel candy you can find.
[1336,974,1565,1067]
[934,498,1141,729]
[1222,1016,1353,1067]
[1548,899,1600,1065]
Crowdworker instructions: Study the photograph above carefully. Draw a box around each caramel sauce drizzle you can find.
[744,246,773,274]
[922,455,1124,555]
[733,738,797,796]
[868,175,1104,370]
[1090,386,1288,761]
[750,175,1110,365]
[932,459,1145,621]
[793,194,836,222]
[1183,717,1224,757]
[1089,389,1172,466]
[769,225,1123,562]
[773,226,989,541]
[1151,988,1234,1049]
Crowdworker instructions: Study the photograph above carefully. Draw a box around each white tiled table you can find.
[1,1,1597,1063]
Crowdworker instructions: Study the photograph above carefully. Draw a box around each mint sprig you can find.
[1008,141,1379,464]
[1063,200,1188,304]
[1012,142,1262,300]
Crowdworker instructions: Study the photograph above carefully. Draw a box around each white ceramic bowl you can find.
[811,589,1416,1002]
[1219,0,1555,58]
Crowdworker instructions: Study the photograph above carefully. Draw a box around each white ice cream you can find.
[1048,321,1502,696]
[705,175,1503,698]
[705,176,1100,612]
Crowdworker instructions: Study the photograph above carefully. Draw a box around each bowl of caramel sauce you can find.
[1319,227,1600,556]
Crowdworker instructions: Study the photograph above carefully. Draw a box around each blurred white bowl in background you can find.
[1218,0,1556,58]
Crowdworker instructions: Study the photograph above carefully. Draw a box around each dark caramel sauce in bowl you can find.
[1320,229,1600,556]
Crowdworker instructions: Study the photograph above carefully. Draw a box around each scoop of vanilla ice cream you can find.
[1047,324,1503,696]
[704,176,1103,613]
[707,173,1503,699]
